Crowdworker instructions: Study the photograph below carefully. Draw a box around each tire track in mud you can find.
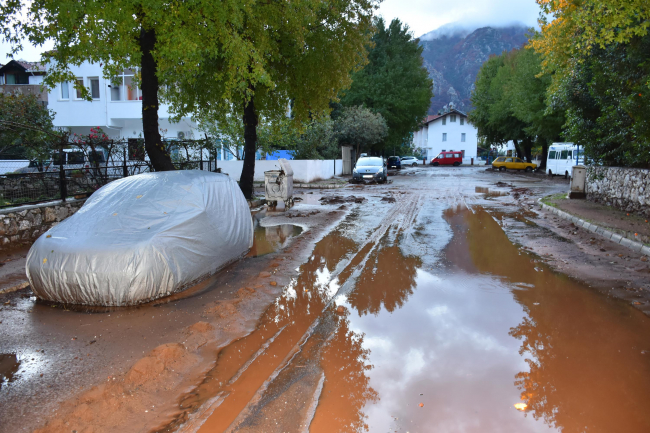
[159,194,424,433]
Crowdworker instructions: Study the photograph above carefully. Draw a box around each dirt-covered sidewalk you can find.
[542,193,650,245]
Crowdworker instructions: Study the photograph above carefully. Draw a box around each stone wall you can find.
[0,199,85,248]
[586,167,650,217]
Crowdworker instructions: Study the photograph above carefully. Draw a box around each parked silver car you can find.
[400,156,420,167]
[352,157,387,183]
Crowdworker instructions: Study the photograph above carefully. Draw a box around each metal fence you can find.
[0,158,221,209]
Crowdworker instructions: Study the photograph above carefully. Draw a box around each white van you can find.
[546,143,584,178]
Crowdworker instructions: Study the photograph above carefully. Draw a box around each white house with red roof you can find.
[412,106,478,163]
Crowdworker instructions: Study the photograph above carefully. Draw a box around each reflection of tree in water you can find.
[310,311,378,433]
[248,223,303,257]
[347,238,421,316]
[446,205,650,433]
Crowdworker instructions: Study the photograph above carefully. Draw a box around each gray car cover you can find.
[26,170,253,306]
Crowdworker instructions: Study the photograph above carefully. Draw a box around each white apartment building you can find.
[412,109,478,163]
[47,62,200,142]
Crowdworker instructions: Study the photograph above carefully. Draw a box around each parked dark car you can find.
[353,157,387,183]
[387,156,401,169]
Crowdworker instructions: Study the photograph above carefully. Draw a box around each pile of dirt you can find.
[286,210,320,218]
[319,196,366,205]
[511,187,532,199]
[381,196,396,203]
[34,341,201,433]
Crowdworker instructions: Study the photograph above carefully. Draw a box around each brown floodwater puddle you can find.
[160,203,650,433]
[247,224,303,258]
[156,229,359,432]
[330,205,650,433]
[0,353,20,389]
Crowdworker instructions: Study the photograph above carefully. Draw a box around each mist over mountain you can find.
[418,24,529,114]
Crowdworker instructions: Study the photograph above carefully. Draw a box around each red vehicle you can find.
[430,151,463,167]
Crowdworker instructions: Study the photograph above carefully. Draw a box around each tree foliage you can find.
[531,0,650,167]
[0,0,258,171]
[532,0,650,91]
[339,18,433,151]
[0,92,57,160]
[170,0,377,198]
[470,46,563,166]
[334,105,388,157]
[556,34,650,167]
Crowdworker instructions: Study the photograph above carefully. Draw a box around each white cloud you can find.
[377,0,540,39]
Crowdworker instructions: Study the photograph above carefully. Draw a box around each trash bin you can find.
[264,158,294,207]
[569,165,586,199]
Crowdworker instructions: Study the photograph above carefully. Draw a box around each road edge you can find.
[537,198,650,257]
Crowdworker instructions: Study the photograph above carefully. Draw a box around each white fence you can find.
[216,159,343,183]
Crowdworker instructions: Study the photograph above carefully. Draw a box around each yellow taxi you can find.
[492,156,537,172]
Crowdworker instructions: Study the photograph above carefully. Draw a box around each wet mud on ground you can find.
[2,167,650,432]
[0,194,347,433]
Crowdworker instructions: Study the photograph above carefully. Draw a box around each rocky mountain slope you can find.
[419,25,529,114]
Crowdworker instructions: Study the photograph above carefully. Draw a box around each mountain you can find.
[418,25,529,115]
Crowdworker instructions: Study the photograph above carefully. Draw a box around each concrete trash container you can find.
[264,158,294,206]
[569,165,586,199]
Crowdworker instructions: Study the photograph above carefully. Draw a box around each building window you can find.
[442,133,447,142]
[110,69,141,102]
[89,78,100,99]
[460,117,465,125]
[5,73,29,84]
[128,138,145,161]
[461,133,466,142]
[61,82,70,100]
[451,115,457,122]
[442,117,446,125]
[75,78,84,99]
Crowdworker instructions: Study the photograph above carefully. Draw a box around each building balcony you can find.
[0,84,48,104]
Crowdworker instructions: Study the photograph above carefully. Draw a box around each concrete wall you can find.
[216,159,343,183]
[586,167,650,217]
[0,199,85,248]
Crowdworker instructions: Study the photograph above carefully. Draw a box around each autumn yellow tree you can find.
[532,0,650,89]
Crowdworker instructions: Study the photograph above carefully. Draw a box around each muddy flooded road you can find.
[163,170,650,432]
[2,167,650,432]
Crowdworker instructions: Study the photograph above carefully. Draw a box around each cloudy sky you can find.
[377,0,541,37]
[0,0,541,62]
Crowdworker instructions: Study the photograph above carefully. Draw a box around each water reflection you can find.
[450,205,650,433]
[347,238,421,316]
[247,223,303,257]
[162,229,377,432]
[309,311,378,433]
[0,353,20,389]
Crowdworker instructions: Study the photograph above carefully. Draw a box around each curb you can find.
[538,199,650,256]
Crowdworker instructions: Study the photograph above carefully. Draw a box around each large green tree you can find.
[334,105,388,157]
[1,0,253,171]
[0,92,57,161]
[470,47,563,166]
[470,51,533,162]
[339,17,433,152]
[171,0,378,198]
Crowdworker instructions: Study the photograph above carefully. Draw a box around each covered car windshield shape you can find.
[356,157,383,167]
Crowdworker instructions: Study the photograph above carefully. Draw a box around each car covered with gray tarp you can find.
[26,170,253,306]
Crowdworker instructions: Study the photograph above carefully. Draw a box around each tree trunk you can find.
[239,92,258,199]
[139,26,175,171]
[522,137,533,163]
[540,140,548,169]
[512,140,523,158]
